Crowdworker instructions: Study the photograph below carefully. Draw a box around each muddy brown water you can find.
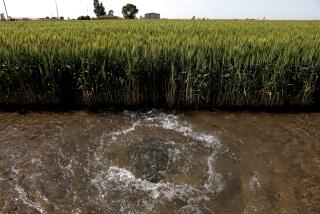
[0,110,319,214]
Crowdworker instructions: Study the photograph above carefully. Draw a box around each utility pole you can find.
[2,0,9,20]
[54,0,59,18]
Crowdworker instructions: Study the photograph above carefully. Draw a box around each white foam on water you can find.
[10,165,48,214]
[92,111,225,210]
[164,140,176,145]
[143,113,221,149]
[107,121,141,140]
[11,165,20,175]
[143,112,224,193]
[15,185,48,214]
[65,158,76,176]
[36,191,49,203]
[102,111,220,148]
[249,172,261,190]
[31,158,42,167]
[168,148,182,164]
[71,208,82,214]
[92,166,209,202]
[205,154,224,193]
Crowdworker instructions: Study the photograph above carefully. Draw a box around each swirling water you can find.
[0,110,319,213]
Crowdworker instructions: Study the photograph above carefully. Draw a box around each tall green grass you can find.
[0,20,319,108]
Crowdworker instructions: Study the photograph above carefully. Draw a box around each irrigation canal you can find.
[0,110,319,213]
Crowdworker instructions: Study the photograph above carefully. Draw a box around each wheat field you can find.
[0,20,319,108]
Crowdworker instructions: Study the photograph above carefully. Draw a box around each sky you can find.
[1,0,320,20]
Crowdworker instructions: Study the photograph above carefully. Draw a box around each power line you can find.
[54,0,59,18]
[2,0,9,20]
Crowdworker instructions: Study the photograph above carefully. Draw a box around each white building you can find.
[144,13,160,19]
[0,13,5,20]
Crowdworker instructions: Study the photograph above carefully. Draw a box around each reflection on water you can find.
[0,110,319,213]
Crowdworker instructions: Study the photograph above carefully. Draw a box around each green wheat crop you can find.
[0,20,319,108]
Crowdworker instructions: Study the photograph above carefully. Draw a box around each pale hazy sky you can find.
[1,0,320,20]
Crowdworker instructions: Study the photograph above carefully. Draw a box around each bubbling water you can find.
[2,111,317,213]
[90,110,225,211]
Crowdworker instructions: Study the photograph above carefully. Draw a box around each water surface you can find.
[0,110,319,213]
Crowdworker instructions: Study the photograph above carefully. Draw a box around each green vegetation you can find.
[93,0,106,17]
[0,20,319,108]
[77,15,91,20]
[122,4,139,19]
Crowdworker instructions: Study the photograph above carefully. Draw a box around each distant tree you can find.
[77,15,91,20]
[60,16,64,20]
[122,4,138,19]
[93,0,106,17]
[108,10,114,16]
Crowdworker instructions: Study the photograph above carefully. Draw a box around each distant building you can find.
[144,13,160,19]
[98,15,120,20]
[12,17,31,21]
[0,13,5,21]
[98,10,120,20]
[13,17,42,21]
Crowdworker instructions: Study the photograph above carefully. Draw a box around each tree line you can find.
[92,0,138,19]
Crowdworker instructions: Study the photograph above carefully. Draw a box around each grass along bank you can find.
[0,20,319,109]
